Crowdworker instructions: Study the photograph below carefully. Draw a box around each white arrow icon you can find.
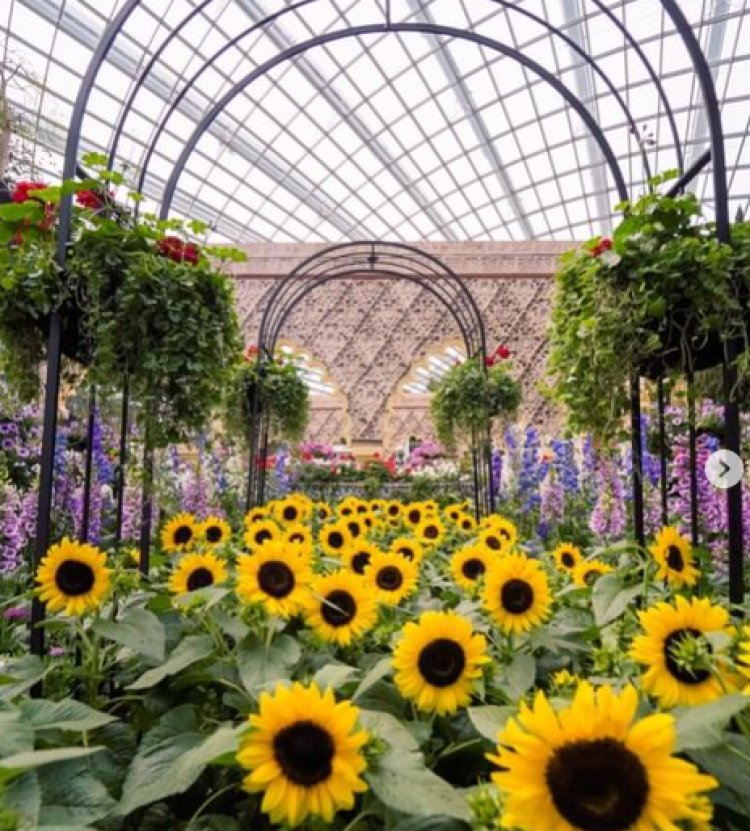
[705,450,744,490]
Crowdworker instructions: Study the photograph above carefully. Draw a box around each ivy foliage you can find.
[548,171,749,439]
[0,154,245,445]
[224,357,310,444]
[429,356,521,449]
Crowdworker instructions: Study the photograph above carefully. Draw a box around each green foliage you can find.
[224,358,310,444]
[429,357,520,448]
[548,175,750,439]
[0,158,244,445]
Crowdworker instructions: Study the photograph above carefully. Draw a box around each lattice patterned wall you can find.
[233,242,570,446]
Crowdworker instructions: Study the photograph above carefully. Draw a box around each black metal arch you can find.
[246,241,494,514]
[100,0,685,193]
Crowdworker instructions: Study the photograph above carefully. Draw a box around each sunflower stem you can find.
[340,808,377,831]
[187,781,237,826]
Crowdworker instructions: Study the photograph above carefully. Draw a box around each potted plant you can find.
[0,154,245,445]
[224,350,310,444]
[548,171,748,439]
[430,348,521,448]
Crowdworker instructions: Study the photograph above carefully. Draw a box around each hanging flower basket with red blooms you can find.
[0,152,246,444]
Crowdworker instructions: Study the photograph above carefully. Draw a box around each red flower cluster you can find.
[485,344,511,367]
[244,344,260,361]
[591,237,613,257]
[156,235,200,265]
[11,180,47,203]
[75,190,105,210]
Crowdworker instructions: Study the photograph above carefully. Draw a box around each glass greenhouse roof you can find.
[1,0,749,244]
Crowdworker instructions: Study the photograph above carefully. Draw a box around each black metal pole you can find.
[139,438,153,575]
[657,378,669,527]
[686,369,699,546]
[29,313,64,690]
[665,149,711,197]
[80,388,97,543]
[258,408,272,506]
[723,345,745,605]
[630,373,645,548]
[114,379,129,544]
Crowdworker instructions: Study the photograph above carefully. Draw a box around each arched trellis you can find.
[26,0,743,668]
[245,241,492,513]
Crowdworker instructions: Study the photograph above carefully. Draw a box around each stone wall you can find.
[233,241,573,447]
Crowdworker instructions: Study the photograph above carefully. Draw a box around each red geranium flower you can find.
[156,235,200,264]
[75,190,104,210]
[244,344,259,361]
[12,180,47,203]
[183,242,200,265]
[495,344,511,360]
[591,237,613,257]
[484,355,496,368]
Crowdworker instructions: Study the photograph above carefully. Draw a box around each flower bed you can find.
[0,491,748,829]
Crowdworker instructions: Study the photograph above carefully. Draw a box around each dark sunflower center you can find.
[341,507,353,516]
[290,532,305,543]
[255,529,272,545]
[462,520,473,530]
[423,525,439,540]
[499,529,510,540]
[347,522,361,538]
[186,567,214,591]
[665,545,685,571]
[273,721,335,786]
[462,558,486,580]
[328,531,344,550]
[664,628,712,684]
[351,552,371,574]
[388,506,400,516]
[321,589,357,627]
[205,525,223,543]
[449,511,459,521]
[54,560,95,596]
[397,546,414,561]
[561,552,575,568]
[174,525,193,545]
[408,510,421,525]
[283,506,298,522]
[546,737,649,831]
[418,638,466,687]
[376,565,403,591]
[357,505,368,514]
[485,535,501,551]
[500,578,534,614]
[584,569,600,586]
[258,561,295,598]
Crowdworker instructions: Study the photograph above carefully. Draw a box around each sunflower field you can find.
[1,491,749,831]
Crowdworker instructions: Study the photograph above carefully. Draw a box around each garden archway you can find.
[247,241,494,514]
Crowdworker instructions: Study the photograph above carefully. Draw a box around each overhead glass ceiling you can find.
[1,0,748,244]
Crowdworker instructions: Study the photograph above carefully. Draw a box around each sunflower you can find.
[630,595,736,707]
[274,496,308,526]
[483,554,552,634]
[552,542,582,573]
[344,517,365,540]
[338,497,358,517]
[481,516,517,550]
[341,541,380,575]
[572,559,612,587]
[451,545,491,591]
[403,502,426,528]
[168,552,228,594]
[237,542,312,618]
[385,500,403,522]
[200,516,231,548]
[365,551,418,604]
[319,522,352,558]
[488,681,717,831]
[316,502,333,522]
[237,681,368,828]
[244,507,269,528]
[304,570,378,646]
[415,516,445,546]
[244,519,281,553]
[392,610,489,715]
[36,538,111,617]
[369,499,386,514]
[455,512,477,534]
[444,503,464,524]
[738,626,750,690]
[649,525,699,587]
[423,499,439,514]
[476,527,509,555]
[389,537,424,564]
[161,512,199,553]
